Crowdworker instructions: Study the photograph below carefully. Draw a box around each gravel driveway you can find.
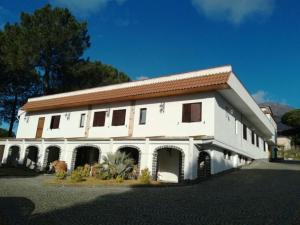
[1,160,300,225]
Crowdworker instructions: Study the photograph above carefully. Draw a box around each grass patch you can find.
[46,176,166,187]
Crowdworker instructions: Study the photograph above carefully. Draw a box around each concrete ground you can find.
[1,160,300,225]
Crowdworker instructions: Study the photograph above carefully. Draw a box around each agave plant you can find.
[102,152,135,179]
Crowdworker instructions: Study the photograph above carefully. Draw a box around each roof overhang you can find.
[22,72,230,112]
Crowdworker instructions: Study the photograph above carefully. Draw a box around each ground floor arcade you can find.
[0,137,254,182]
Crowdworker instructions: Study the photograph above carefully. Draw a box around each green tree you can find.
[0,24,40,136]
[282,109,300,146]
[0,127,15,137]
[60,60,130,92]
[282,109,300,128]
[20,4,90,94]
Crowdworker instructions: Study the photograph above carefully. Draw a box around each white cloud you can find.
[191,0,274,24]
[252,90,270,103]
[50,0,127,17]
[136,76,149,81]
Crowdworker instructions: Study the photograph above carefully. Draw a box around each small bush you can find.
[71,169,83,182]
[82,164,91,177]
[115,175,124,183]
[55,170,67,180]
[139,168,151,184]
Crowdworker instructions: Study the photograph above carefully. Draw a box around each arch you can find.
[6,145,20,166]
[43,145,61,171]
[117,145,141,166]
[198,151,211,179]
[24,146,39,169]
[152,145,185,183]
[72,145,101,170]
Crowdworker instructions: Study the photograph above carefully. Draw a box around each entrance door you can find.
[35,117,45,138]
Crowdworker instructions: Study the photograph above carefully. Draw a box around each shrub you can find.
[102,152,134,179]
[139,168,151,184]
[71,169,83,182]
[115,175,124,183]
[55,170,67,180]
[82,164,91,177]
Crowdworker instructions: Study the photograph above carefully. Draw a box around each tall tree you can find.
[60,60,131,92]
[20,4,90,94]
[0,24,40,136]
[282,109,300,146]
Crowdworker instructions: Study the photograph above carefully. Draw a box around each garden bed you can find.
[46,176,166,187]
[0,166,41,177]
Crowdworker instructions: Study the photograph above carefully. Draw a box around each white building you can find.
[0,65,277,183]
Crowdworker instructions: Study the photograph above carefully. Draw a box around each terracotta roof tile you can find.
[23,72,231,112]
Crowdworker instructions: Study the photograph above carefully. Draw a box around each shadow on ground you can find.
[1,161,300,225]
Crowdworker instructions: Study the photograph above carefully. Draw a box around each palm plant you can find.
[101,152,134,179]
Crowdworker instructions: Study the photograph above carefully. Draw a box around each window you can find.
[112,109,126,126]
[93,111,106,127]
[139,108,147,125]
[182,103,202,123]
[50,115,60,129]
[263,141,266,151]
[251,131,255,145]
[243,124,247,140]
[79,114,86,128]
[256,135,259,148]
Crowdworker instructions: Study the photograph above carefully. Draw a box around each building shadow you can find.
[0,167,297,225]
[0,197,35,225]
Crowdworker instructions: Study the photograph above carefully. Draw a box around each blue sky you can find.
[0,0,299,108]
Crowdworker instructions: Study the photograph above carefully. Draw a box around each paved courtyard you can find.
[1,160,300,225]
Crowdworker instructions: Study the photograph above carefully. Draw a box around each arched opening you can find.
[153,147,184,183]
[118,146,141,178]
[198,151,211,179]
[74,146,100,169]
[44,146,61,171]
[6,146,20,166]
[24,146,39,169]
[118,146,140,166]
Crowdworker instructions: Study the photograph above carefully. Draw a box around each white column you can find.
[188,138,196,180]
[2,139,10,164]
[140,138,150,171]
[19,139,26,165]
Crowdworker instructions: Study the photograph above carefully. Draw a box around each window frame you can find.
[182,102,202,123]
[50,115,61,130]
[93,111,106,127]
[251,131,255,145]
[112,109,126,126]
[139,108,147,125]
[243,124,247,140]
[79,113,86,128]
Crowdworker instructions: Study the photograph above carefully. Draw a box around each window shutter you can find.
[182,104,191,122]
[190,103,202,122]
[93,111,106,127]
[112,109,126,126]
[51,115,60,129]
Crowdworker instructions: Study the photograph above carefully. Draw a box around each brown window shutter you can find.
[182,104,191,122]
[93,111,106,127]
[51,115,60,129]
[112,109,126,126]
[190,103,202,122]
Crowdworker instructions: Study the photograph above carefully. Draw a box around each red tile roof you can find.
[22,72,231,112]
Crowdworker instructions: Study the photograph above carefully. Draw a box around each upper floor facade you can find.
[16,65,277,157]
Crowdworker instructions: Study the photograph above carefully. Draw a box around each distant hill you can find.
[259,102,294,133]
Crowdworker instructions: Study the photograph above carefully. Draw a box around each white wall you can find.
[17,92,215,139]
[214,93,268,159]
